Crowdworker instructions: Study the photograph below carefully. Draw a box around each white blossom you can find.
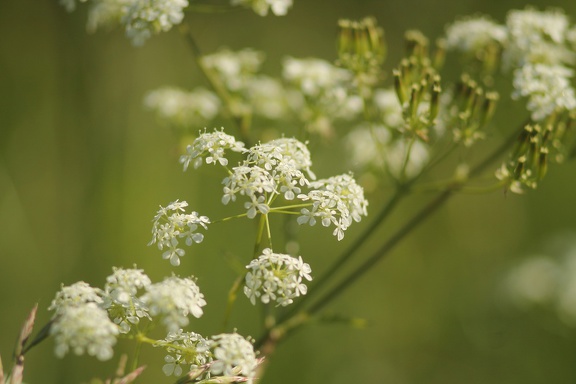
[141,275,207,333]
[102,267,152,333]
[445,15,507,53]
[179,128,246,171]
[48,281,103,315]
[149,200,210,266]
[201,48,265,92]
[206,333,258,383]
[230,0,293,16]
[50,302,119,361]
[123,0,189,46]
[297,173,368,240]
[244,248,312,307]
[512,63,576,121]
[157,330,212,377]
[144,87,221,127]
[504,7,575,68]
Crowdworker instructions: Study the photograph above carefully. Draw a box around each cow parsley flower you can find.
[179,128,246,171]
[283,57,362,135]
[157,330,212,377]
[141,275,206,332]
[144,87,221,128]
[48,281,103,315]
[445,15,507,53]
[512,63,576,121]
[102,267,152,333]
[504,7,575,68]
[244,248,312,307]
[206,333,258,383]
[123,0,189,45]
[230,0,293,16]
[149,200,210,266]
[201,48,265,92]
[50,302,119,361]
[297,173,368,240]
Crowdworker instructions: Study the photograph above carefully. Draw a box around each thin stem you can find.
[180,25,252,145]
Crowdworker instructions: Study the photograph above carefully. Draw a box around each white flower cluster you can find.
[51,302,119,361]
[182,130,367,239]
[49,268,209,362]
[141,275,206,332]
[512,63,576,121]
[503,236,576,326]
[444,8,576,122]
[230,0,293,17]
[283,57,363,136]
[157,331,259,383]
[244,248,312,307]
[49,282,118,361]
[222,137,315,217]
[59,0,189,45]
[144,87,221,128]
[444,15,507,53]
[504,7,575,68]
[206,333,259,383]
[179,128,246,171]
[201,48,294,120]
[148,200,210,266]
[202,48,265,92]
[159,330,211,376]
[102,267,152,333]
[298,173,368,241]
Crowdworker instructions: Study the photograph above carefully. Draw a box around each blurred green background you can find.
[2,0,576,383]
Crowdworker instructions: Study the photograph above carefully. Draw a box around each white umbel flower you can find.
[141,275,206,332]
[207,333,258,383]
[123,0,189,45]
[504,7,575,68]
[50,302,119,361]
[244,248,312,307]
[297,173,368,240]
[179,128,246,171]
[157,330,212,377]
[230,0,293,16]
[48,281,103,314]
[512,63,576,121]
[445,15,507,53]
[149,200,210,266]
[144,87,221,127]
[102,267,152,333]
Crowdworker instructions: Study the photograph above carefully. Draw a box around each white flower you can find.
[504,7,575,68]
[123,0,189,46]
[157,330,212,377]
[512,63,576,121]
[144,87,221,127]
[373,88,404,128]
[230,0,293,16]
[201,48,265,92]
[244,248,312,307]
[445,15,507,53]
[50,302,119,361]
[386,139,430,179]
[179,128,246,171]
[207,333,258,383]
[86,0,131,32]
[149,200,210,266]
[141,275,206,332]
[102,267,151,333]
[297,173,368,240]
[48,281,103,315]
[344,124,390,170]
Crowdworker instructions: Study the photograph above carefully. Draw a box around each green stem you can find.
[180,25,252,146]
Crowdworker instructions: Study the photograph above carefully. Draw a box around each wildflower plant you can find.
[6,3,576,384]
